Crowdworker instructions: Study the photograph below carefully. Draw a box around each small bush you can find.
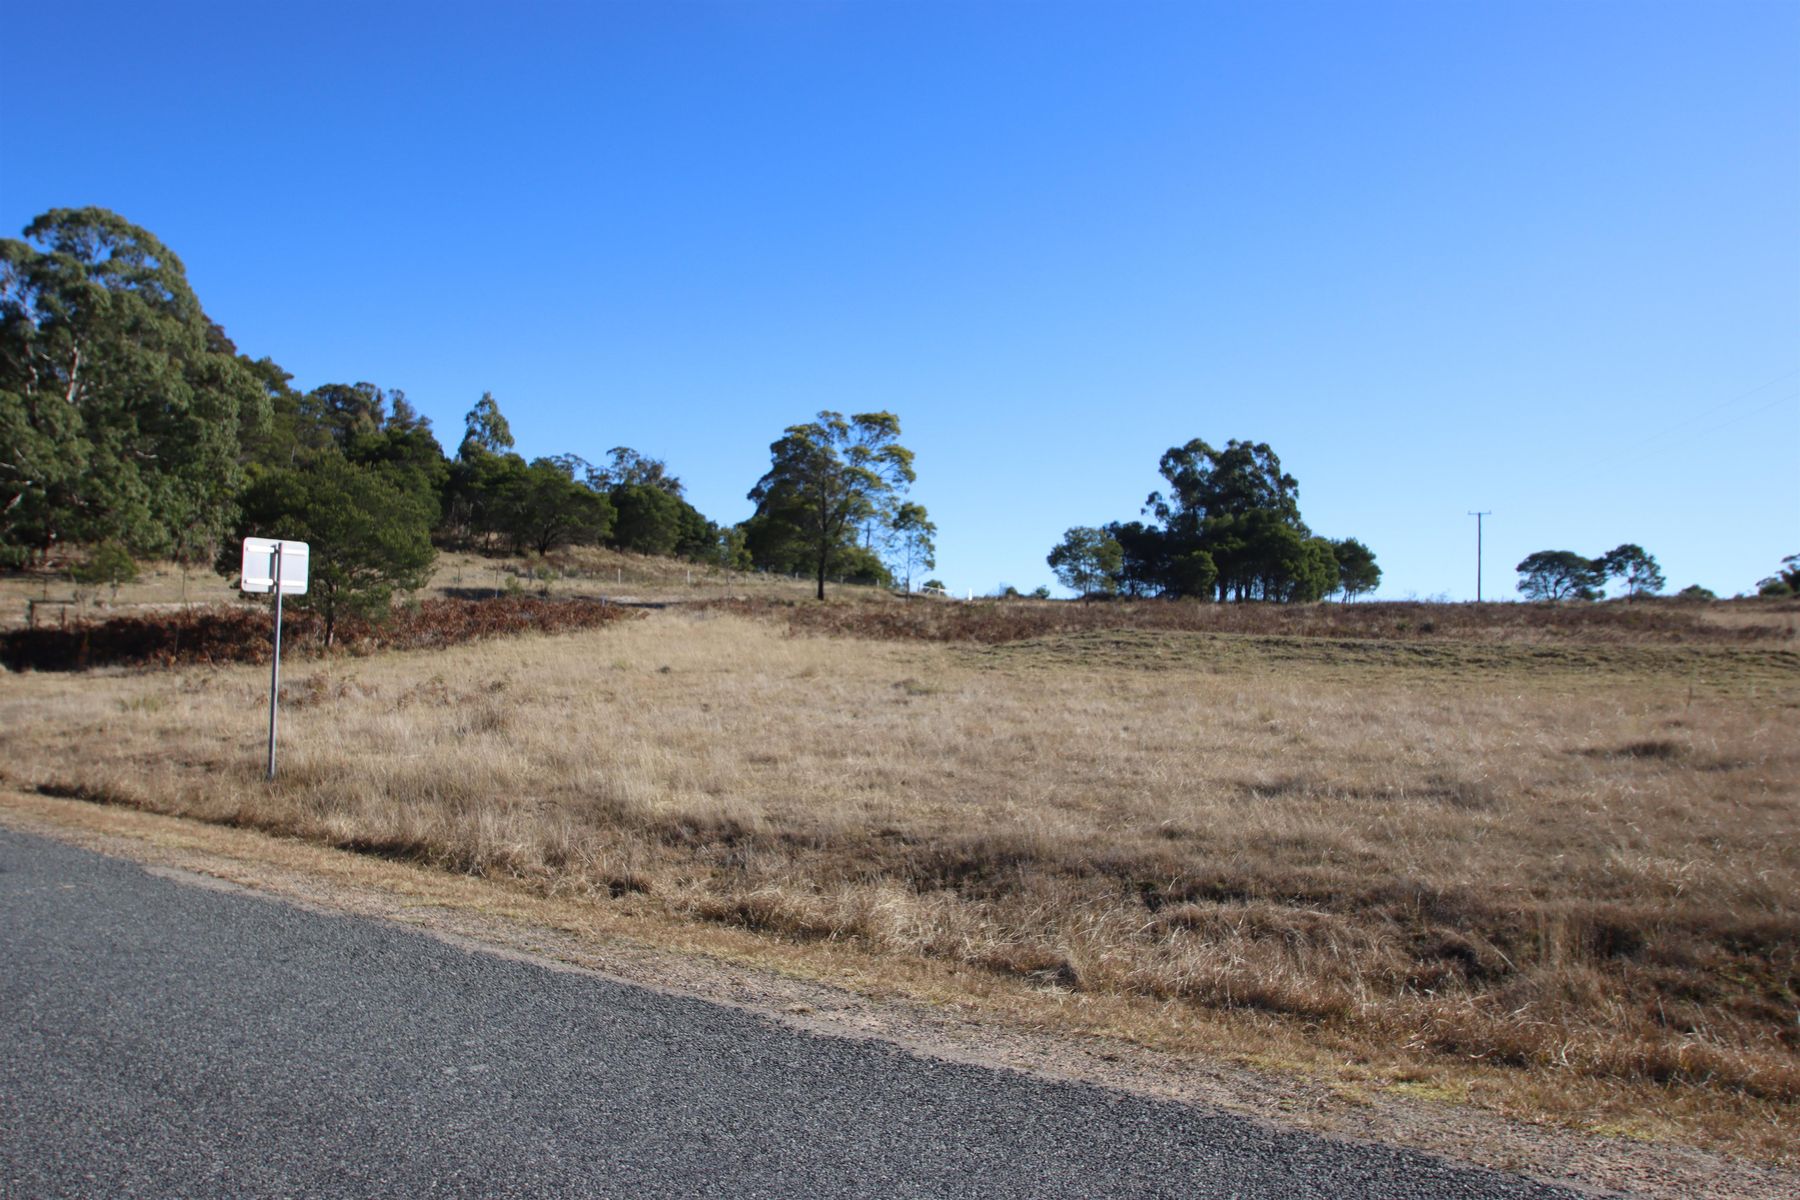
[69,542,139,596]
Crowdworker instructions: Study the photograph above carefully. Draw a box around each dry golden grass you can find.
[422,547,871,606]
[0,559,226,628]
[0,547,854,630]
[3,605,1796,1157]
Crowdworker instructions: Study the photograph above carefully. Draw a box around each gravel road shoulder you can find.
[4,790,1791,1199]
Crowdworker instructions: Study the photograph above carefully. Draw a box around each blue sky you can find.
[4,0,1795,597]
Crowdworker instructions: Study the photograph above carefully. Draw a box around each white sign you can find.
[241,537,311,595]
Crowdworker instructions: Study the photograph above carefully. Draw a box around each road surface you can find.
[0,828,1597,1198]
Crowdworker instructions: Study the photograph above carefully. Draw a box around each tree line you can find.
[1514,545,1667,602]
[1047,439,1381,602]
[9,208,1781,619]
[1,208,939,632]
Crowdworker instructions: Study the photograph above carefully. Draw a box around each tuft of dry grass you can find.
[2,604,1796,1155]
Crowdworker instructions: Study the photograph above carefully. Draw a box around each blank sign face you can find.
[241,537,311,594]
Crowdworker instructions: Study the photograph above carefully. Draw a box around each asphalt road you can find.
[0,828,1599,1199]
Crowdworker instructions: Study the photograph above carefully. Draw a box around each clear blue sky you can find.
[4,0,1795,597]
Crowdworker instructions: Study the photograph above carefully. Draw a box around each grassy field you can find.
[0,548,863,631]
[2,592,1796,1159]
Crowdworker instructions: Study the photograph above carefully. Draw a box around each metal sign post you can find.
[241,537,310,781]
[267,542,284,779]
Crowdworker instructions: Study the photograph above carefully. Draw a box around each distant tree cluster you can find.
[1515,544,1665,602]
[1048,439,1378,603]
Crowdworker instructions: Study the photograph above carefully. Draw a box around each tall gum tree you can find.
[748,411,915,600]
[0,207,267,561]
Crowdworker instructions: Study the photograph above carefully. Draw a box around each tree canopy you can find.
[1597,543,1664,600]
[1516,544,1669,602]
[1757,553,1800,597]
[746,411,915,600]
[1047,526,1124,597]
[4,208,900,620]
[1331,537,1381,601]
[1,207,268,563]
[1516,550,1605,601]
[889,502,936,593]
[227,454,437,647]
[1054,438,1369,603]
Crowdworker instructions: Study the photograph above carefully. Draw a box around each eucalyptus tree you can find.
[1331,537,1381,600]
[1,207,268,561]
[889,502,936,592]
[1047,526,1123,597]
[505,458,614,555]
[1145,438,1310,600]
[459,391,514,456]
[228,453,436,648]
[1597,543,1664,600]
[1516,550,1604,601]
[608,481,683,555]
[592,446,683,496]
[747,411,915,600]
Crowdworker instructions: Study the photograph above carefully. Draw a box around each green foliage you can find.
[459,391,513,457]
[1331,537,1381,601]
[747,410,915,599]
[714,525,751,571]
[4,212,742,586]
[1756,553,1800,597]
[672,502,722,562]
[305,381,388,446]
[237,356,321,468]
[610,482,683,556]
[227,454,437,647]
[1077,438,1370,604]
[1047,526,1123,596]
[1029,585,1051,599]
[70,541,138,596]
[1676,584,1717,601]
[505,459,615,555]
[1516,550,1605,601]
[445,445,525,549]
[1104,521,1168,597]
[890,502,936,592]
[1,207,269,561]
[1597,543,1664,599]
[1167,548,1219,600]
[592,446,683,496]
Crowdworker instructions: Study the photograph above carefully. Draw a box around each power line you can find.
[1625,368,1800,455]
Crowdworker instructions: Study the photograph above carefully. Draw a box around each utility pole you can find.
[1467,511,1491,602]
